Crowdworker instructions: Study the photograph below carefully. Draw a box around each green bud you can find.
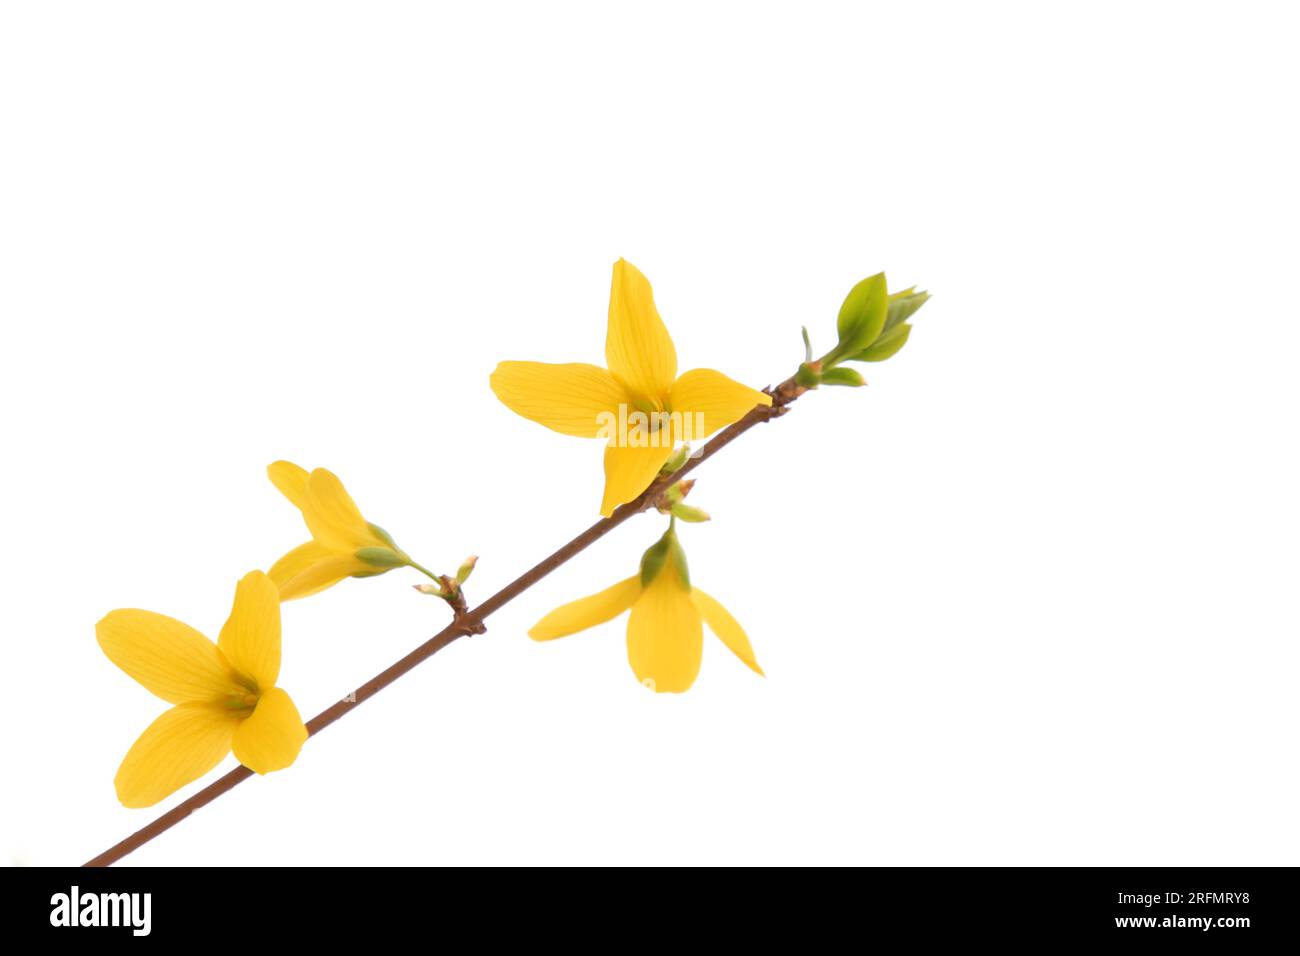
[794,361,823,389]
[413,582,444,596]
[660,445,691,476]
[355,547,408,569]
[820,367,867,387]
[854,323,912,362]
[883,289,930,335]
[657,479,701,516]
[834,272,888,358]
[801,325,813,363]
[455,555,478,584]
[663,479,695,506]
[670,502,710,523]
[367,523,399,549]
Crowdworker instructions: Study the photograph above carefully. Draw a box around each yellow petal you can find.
[600,441,674,517]
[232,687,308,775]
[302,468,371,549]
[529,575,641,641]
[268,460,310,510]
[268,540,331,586]
[217,571,281,690]
[605,259,677,403]
[669,368,772,439]
[273,550,367,601]
[626,563,703,693]
[269,540,341,600]
[97,610,241,705]
[114,702,239,808]
[692,588,764,676]
[489,361,629,438]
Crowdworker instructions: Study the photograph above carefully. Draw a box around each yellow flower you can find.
[528,525,763,692]
[491,259,772,516]
[266,460,416,600]
[96,571,308,808]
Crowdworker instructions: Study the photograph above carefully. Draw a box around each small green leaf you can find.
[367,523,399,549]
[820,367,866,387]
[883,289,929,334]
[834,272,888,357]
[854,323,912,362]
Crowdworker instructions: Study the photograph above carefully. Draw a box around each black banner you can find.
[2,866,1291,941]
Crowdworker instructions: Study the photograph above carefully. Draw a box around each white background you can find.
[2,2,1297,866]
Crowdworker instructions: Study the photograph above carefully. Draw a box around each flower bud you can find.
[660,445,691,476]
[670,502,710,523]
[455,555,479,584]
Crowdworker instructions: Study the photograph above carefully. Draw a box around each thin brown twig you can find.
[84,375,806,867]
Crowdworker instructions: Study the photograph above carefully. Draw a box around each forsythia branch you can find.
[84,375,806,867]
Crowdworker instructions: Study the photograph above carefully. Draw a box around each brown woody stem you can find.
[84,376,806,867]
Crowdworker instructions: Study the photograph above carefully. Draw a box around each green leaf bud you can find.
[834,272,889,357]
